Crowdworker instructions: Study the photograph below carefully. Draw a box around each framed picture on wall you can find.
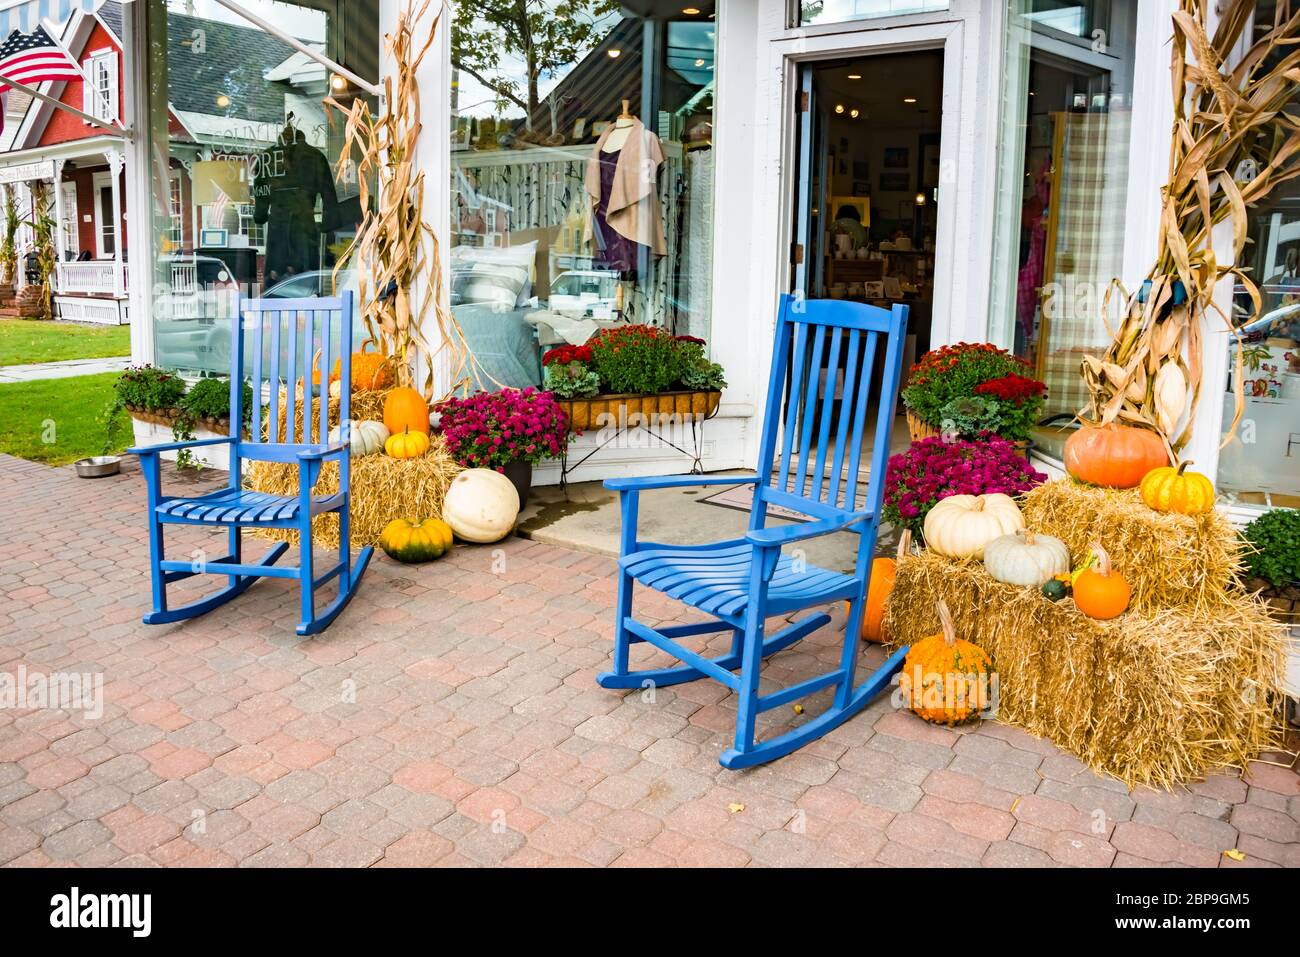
[852,180,870,196]
[879,172,910,192]
[883,147,909,168]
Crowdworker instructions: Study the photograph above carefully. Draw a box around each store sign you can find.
[0,161,56,184]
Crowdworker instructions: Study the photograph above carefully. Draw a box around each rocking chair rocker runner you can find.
[129,292,372,636]
[598,295,910,768]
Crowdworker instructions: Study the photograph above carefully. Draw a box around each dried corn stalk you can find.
[326,0,491,399]
[1082,0,1300,452]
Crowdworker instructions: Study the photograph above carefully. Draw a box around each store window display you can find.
[449,4,717,389]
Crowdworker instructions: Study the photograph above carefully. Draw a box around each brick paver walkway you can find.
[1,453,1296,867]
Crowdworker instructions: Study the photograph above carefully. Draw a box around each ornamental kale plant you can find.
[437,387,570,470]
[901,343,1036,428]
[882,434,1047,536]
[542,344,600,399]
[937,373,1047,443]
[676,338,727,392]
[1239,508,1300,588]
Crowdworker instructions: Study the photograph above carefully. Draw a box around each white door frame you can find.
[764,20,966,341]
[91,170,114,259]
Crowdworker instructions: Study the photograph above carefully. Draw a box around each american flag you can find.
[0,26,81,95]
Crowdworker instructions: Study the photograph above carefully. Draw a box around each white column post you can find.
[380,0,450,396]
[105,148,125,296]
[50,161,66,287]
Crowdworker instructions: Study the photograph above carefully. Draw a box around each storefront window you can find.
[797,0,948,27]
[987,0,1137,455]
[1218,1,1300,508]
[146,0,379,376]
[449,1,716,389]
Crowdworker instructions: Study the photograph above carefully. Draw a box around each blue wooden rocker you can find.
[598,295,910,768]
[129,292,372,636]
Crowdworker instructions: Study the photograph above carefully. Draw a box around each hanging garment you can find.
[584,119,667,264]
[590,150,643,276]
[253,133,340,282]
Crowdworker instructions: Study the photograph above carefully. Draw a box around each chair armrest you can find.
[296,441,349,461]
[604,473,760,492]
[128,435,235,457]
[746,511,872,548]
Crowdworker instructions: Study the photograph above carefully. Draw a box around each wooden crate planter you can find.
[556,389,721,432]
[905,409,942,442]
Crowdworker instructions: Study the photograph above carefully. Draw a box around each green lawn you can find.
[0,372,126,466]
[0,318,131,366]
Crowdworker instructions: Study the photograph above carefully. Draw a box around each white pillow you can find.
[451,242,537,308]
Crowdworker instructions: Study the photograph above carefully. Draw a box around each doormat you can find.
[699,470,869,521]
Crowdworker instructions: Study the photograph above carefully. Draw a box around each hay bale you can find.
[1019,480,1246,616]
[883,551,1287,788]
[245,387,462,549]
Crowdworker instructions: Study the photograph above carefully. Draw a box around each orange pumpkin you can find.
[1064,423,1168,489]
[333,350,393,391]
[1072,541,1130,620]
[899,600,994,726]
[383,387,430,436]
[848,529,911,643]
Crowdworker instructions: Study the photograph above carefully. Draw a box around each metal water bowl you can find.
[74,455,122,478]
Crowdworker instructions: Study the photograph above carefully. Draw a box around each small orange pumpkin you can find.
[333,349,393,391]
[1072,541,1130,620]
[1064,423,1168,489]
[899,600,994,726]
[848,529,911,643]
[1139,460,1215,515]
[383,387,430,436]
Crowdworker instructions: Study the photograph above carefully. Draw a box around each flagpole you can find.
[38,15,91,86]
[0,72,126,136]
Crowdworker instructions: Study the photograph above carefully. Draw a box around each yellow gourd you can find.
[385,427,430,459]
[1139,461,1215,515]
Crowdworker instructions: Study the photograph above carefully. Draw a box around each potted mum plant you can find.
[543,326,726,431]
[436,387,570,507]
[901,343,1045,444]
[882,433,1047,538]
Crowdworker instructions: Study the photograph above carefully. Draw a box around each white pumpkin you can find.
[983,529,1070,586]
[923,493,1025,560]
[442,468,520,543]
[329,419,389,457]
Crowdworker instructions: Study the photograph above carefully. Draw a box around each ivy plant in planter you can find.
[1239,509,1300,625]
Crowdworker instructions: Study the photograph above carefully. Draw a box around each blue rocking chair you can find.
[598,295,910,768]
[129,292,373,636]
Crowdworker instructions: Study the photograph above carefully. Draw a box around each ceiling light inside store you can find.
[849,109,859,118]
[695,58,705,66]
[834,104,844,113]
[847,74,861,80]
[607,48,621,58]
[683,6,700,13]
[215,94,231,108]
[903,97,917,104]
[330,74,347,92]
[915,192,926,206]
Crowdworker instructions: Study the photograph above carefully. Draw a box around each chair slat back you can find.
[232,292,356,456]
[752,295,908,530]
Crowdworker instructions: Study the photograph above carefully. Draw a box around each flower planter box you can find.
[905,409,942,442]
[126,406,239,437]
[556,390,721,432]
[127,408,246,471]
